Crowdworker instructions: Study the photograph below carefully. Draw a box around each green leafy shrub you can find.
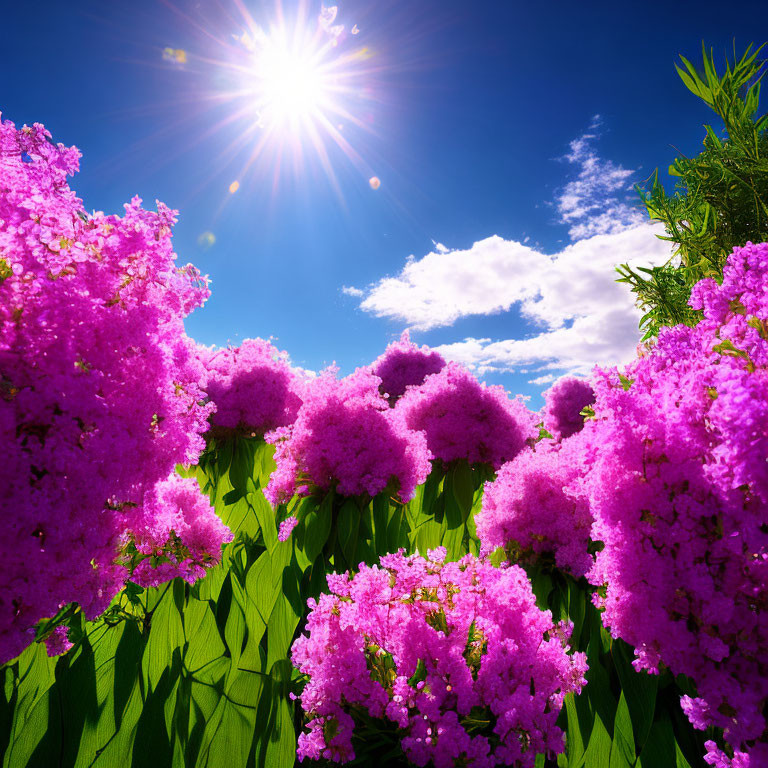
[618,42,768,337]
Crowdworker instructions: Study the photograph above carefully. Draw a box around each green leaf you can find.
[371,493,392,558]
[386,502,407,554]
[184,598,227,674]
[612,640,657,751]
[265,556,303,669]
[609,693,636,768]
[224,580,247,667]
[449,460,475,521]
[407,659,427,688]
[413,518,444,555]
[562,692,589,768]
[145,583,186,692]
[636,714,677,768]
[248,483,278,551]
[414,465,444,522]
[618,374,634,391]
[583,713,612,768]
[3,645,61,768]
[229,437,257,494]
[261,661,296,768]
[566,580,587,650]
[337,499,361,569]
[303,493,333,563]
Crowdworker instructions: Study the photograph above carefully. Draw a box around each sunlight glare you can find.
[251,31,328,131]
[193,0,382,196]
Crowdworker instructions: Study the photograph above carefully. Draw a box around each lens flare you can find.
[147,0,389,202]
[247,24,332,133]
[197,0,381,195]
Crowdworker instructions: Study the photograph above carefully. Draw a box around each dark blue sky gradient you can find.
[2,0,767,403]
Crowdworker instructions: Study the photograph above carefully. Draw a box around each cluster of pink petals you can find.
[44,625,74,658]
[395,363,538,470]
[198,337,304,436]
[264,368,431,504]
[477,437,594,577]
[370,330,446,404]
[540,377,595,441]
[125,475,233,588]
[0,118,228,664]
[576,242,768,757]
[293,549,587,767]
[703,741,767,768]
[278,515,299,542]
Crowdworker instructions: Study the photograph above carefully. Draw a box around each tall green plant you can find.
[618,42,768,337]
[1,437,714,767]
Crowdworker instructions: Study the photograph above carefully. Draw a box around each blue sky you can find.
[2,0,767,406]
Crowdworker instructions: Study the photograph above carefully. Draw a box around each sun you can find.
[178,1,380,194]
[249,27,330,132]
[230,4,369,153]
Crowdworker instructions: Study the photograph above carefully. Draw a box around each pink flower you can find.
[293,551,587,767]
[395,363,538,470]
[572,242,768,755]
[370,330,446,404]
[0,117,225,663]
[198,338,305,436]
[541,376,595,440]
[44,625,73,658]
[278,516,299,542]
[264,368,431,504]
[478,437,593,577]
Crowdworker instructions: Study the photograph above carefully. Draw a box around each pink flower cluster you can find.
[293,549,587,767]
[370,330,446,404]
[125,475,233,588]
[264,368,431,504]
[541,377,595,441]
[577,242,768,757]
[0,118,228,663]
[704,741,768,768]
[395,363,538,470]
[477,437,593,577]
[278,515,299,542]
[198,337,304,436]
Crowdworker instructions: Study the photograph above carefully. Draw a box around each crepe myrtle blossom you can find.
[198,337,305,437]
[292,548,587,767]
[278,515,299,542]
[0,117,227,664]
[124,475,233,588]
[477,436,594,578]
[395,363,538,470]
[541,376,595,441]
[264,368,431,505]
[370,330,446,405]
[578,242,768,760]
[703,741,768,768]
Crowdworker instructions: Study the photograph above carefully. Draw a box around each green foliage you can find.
[618,41,768,337]
[529,571,710,768]
[2,442,715,768]
[405,459,491,561]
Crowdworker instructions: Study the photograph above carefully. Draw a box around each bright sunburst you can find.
[201,0,376,193]
[247,25,331,132]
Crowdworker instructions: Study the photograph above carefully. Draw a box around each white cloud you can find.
[355,223,671,375]
[528,373,556,386]
[434,296,650,376]
[341,285,364,297]
[359,236,546,331]
[346,119,673,377]
[555,115,645,240]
